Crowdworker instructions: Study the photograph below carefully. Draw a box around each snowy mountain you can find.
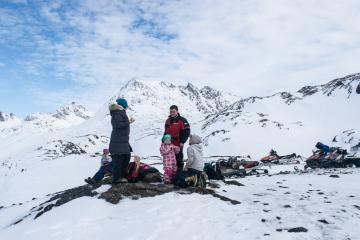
[0,74,359,177]
[1,73,360,240]
[0,102,92,135]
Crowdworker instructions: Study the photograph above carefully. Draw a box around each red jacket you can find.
[164,114,191,147]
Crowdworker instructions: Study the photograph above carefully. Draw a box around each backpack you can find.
[204,162,224,180]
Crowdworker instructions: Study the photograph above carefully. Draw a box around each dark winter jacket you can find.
[316,142,330,153]
[356,83,360,94]
[164,114,190,147]
[109,109,132,155]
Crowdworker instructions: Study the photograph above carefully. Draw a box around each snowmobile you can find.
[260,149,302,165]
[305,145,360,169]
[218,156,268,177]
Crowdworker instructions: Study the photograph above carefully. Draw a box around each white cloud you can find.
[3,0,360,111]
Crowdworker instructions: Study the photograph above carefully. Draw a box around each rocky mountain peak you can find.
[0,111,17,122]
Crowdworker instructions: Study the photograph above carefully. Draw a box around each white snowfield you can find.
[0,73,359,239]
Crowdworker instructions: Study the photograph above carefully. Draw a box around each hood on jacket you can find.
[190,134,202,145]
[109,103,124,112]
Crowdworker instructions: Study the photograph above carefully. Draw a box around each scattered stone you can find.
[253,193,264,197]
[288,227,308,233]
[318,192,324,195]
[329,175,340,178]
[276,216,281,220]
[207,182,221,189]
[264,233,270,236]
[261,219,267,223]
[276,229,283,232]
[283,205,292,208]
[354,205,360,211]
[222,190,227,192]
[279,186,289,189]
[32,198,37,201]
[263,209,271,213]
[284,192,291,195]
[266,188,277,192]
[263,203,269,206]
[253,200,260,203]
[318,219,330,224]
[348,195,356,198]
[224,180,245,186]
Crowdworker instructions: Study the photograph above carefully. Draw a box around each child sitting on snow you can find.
[160,134,180,184]
[85,148,113,185]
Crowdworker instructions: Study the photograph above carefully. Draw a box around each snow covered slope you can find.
[0,73,359,180]
[0,73,359,240]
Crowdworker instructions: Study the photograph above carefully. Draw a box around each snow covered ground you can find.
[1,161,359,240]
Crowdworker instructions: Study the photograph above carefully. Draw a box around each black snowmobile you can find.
[204,156,268,180]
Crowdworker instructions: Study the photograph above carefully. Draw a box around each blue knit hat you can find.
[116,98,128,109]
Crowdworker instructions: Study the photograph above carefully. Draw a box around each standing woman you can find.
[109,98,134,184]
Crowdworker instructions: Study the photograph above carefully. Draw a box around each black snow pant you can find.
[176,148,184,170]
[112,154,131,184]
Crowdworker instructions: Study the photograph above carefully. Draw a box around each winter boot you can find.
[84,177,96,185]
[185,175,198,187]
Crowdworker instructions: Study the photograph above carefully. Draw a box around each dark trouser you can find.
[174,168,202,188]
[93,164,113,183]
[112,154,131,183]
[176,148,184,170]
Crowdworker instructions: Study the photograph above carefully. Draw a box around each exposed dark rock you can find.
[329,175,340,178]
[208,182,221,189]
[34,185,97,219]
[318,219,330,224]
[288,227,308,233]
[283,205,292,208]
[12,181,241,225]
[224,180,245,186]
[354,205,360,210]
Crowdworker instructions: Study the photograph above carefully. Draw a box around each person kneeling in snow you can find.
[174,134,206,188]
[160,134,180,184]
[85,149,113,185]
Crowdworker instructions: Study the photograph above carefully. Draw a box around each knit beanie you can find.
[162,134,172,142]
[116,98,129,109]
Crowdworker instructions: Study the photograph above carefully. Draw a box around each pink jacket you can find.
[160,143,180,168]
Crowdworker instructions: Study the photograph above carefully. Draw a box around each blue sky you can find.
[1,0,360,117]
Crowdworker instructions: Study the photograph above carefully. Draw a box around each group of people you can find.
[85,99,205,188]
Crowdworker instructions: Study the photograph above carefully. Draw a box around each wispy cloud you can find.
[1,0,360,114]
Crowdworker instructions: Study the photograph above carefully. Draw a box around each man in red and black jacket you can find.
[164,105,191,170]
